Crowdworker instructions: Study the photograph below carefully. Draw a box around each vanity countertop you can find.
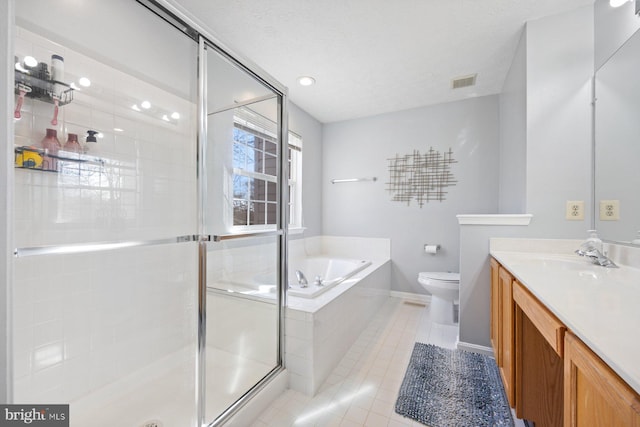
[490,239,640,395]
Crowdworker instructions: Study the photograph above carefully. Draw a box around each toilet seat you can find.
[418,272,459,282]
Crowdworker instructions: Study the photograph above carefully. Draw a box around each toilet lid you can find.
[419,272,460,282]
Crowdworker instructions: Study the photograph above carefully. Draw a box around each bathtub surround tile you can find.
[284,236,392,396]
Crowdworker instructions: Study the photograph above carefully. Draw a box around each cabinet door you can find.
[564,332,640,427]
[499,266,515,407]
[514,281,565,426]
[490,258,501,364]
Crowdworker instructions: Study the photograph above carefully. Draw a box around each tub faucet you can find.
[295,270,308,287]
[575,243,618,268]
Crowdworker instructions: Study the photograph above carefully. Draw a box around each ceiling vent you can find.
[451,74,477,89]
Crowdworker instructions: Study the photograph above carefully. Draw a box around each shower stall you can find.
[4,0,287,425]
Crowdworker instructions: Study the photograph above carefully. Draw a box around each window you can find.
[232,110,302,229]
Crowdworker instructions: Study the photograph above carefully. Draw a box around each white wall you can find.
[499,30,527,214]
[323,96,500,294]
[595,0,640,70]
[525,5,594,238]
[458,222,532,349]
[460,5,594,350]
[289,103,323,237]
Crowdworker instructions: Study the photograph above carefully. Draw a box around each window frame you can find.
[230,112,302,232]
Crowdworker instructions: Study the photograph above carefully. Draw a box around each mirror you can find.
[594,27,640,245]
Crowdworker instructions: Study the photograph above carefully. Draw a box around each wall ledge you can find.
[456,214,533,226]
[457,341,494,356]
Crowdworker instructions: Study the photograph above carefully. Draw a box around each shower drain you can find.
[140,420,163,427]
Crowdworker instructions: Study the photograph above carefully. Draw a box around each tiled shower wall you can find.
[12,27,198,403]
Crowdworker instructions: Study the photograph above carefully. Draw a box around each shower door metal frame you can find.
[197,37,289,427]
[136,1,289,426]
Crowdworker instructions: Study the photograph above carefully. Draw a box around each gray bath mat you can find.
[395,343,514,427]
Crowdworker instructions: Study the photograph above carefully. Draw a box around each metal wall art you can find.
[386,148,457,207]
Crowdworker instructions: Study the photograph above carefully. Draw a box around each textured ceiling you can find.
[172,0,595,123]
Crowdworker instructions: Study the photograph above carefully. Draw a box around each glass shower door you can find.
[201,41,286,424]
[12,1,199,426]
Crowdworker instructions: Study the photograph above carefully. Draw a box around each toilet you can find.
[418,272,460,325]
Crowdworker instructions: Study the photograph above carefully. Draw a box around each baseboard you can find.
[390,291,431,305]
[457,341,494,357]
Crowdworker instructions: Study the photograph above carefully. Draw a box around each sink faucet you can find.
[295,270,308,287]
[575,243,618,268]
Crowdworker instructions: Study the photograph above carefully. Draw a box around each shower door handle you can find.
[210,230,284,242]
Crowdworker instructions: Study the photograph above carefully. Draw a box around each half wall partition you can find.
[9,0,287,426]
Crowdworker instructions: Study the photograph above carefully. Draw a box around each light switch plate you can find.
[599,200,620,221]
[566,201,584,220]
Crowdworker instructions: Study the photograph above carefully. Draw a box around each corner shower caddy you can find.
[14,68,74,105]
[14,146,105,173]
[14,69,105,173]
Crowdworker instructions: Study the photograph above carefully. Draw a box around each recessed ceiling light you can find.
[171,112,180,120]
[141,101,151,109]
[297,76,316,87]
[79,77,91,87]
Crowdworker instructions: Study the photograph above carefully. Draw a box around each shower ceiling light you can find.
[171,112,180,120]
[297,76,316,86]
[610,0,631,7]
[141,100,151,109]
[79,77,91,87]
[23,56,38,67]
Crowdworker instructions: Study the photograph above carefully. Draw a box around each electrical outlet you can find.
[600,200,620,221]
[566,200,584,220]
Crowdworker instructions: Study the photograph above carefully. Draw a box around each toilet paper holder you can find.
[424,244,441,254]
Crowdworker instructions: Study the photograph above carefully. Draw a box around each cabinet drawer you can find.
[513,280,566,357]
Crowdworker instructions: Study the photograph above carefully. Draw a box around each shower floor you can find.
[69,347,274,427]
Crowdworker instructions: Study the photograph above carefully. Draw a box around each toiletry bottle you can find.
[586,230,603,253]
[50,55,64,84]
[40,128,61,171]
[36,63,50,97]
[64,133,81,153]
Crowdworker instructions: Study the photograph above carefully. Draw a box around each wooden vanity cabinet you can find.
[514,280,565,426]
[490,262,516,407]
[492,257,640,427]
[564,332,640,427]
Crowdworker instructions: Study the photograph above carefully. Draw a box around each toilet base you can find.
[430,295,456,325]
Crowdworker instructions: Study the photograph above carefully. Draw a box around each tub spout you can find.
[295,270,308,287]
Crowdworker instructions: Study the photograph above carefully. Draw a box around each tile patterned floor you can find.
[251,297,522,427]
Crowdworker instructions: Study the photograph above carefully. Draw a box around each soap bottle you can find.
[40,128,61,171]
[586,230,603,253]
[84,130,98,152]
[64,133,82,153]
